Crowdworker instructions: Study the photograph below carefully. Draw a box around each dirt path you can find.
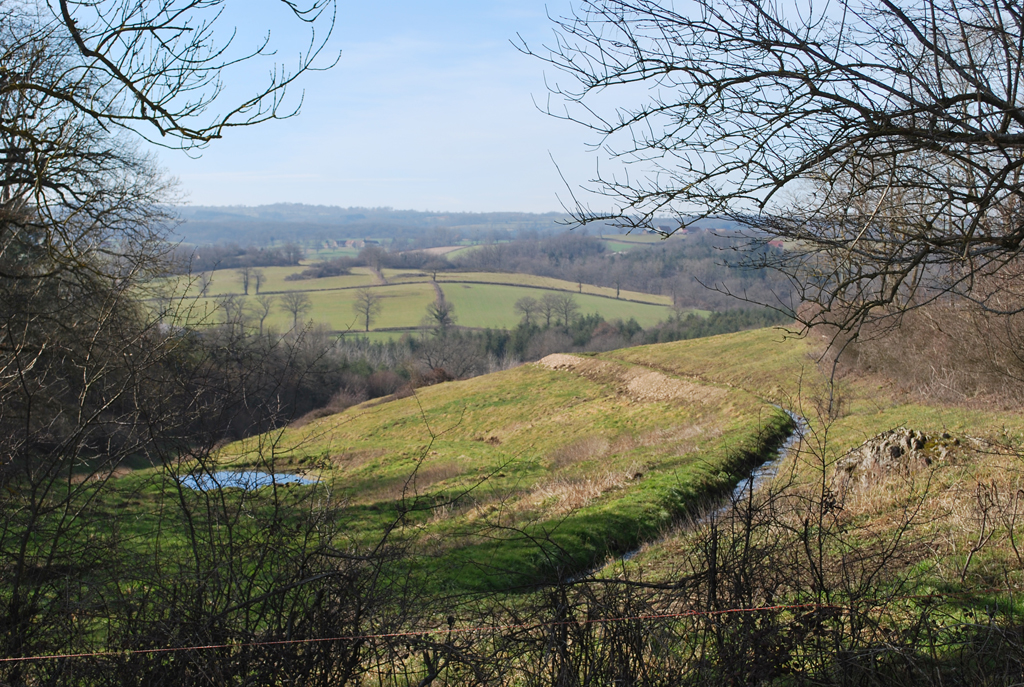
[537,353,727,405]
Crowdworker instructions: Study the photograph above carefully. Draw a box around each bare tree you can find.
[540,293,560,328]
[514,296,540,325]
[283,242,305,265]
[423,258,449,281]
[3,0,338,152]
[352,287,383,332]
[416,333,483,379]
[218,294,248,330]
[238,266,253,295]
[611,270,624,299]
[553,293,580,329]
[425,296,457,332]
[252,269,266,294]
[199,271,213,297]
[252,294,276,336]
[280,291,313,330]
[360,244,387,273]
[573,267,586,293]
[526,0,1024,332]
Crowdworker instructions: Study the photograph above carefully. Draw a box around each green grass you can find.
[439,282,677,329]
[47,325,1024,600]
[602,327,1024,612]
[444,245,481,258]
[603,240,647,252]
[209,350,792,590]
[159,265,684,334]
[600,233,684,245]
[434,271,673,305]
[307,246,362,259]
[170,265,379,297]
[175,282,438,332]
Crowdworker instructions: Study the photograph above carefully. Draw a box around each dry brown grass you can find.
[549,435,612,469]
[350,458,468,505]
[537,353,727,405]
[525,462,646,516]
[827,302,1024,410]
[330,448,386,471]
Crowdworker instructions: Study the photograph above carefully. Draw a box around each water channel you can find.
[604,408,808,569]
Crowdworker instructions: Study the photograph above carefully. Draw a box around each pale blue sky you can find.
[158,0,609,213]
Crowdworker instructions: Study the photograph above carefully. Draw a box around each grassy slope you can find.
[214,349,792,591]
[609,327,1019,452]
[100,326,1024,599]
[606,328,1024,604]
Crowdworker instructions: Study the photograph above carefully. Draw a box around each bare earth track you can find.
[537,353,727,406]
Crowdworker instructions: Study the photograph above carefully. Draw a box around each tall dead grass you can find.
[832,301,1024,409]
[528,464,645,515]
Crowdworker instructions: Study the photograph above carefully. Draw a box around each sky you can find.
[155,0,612,214]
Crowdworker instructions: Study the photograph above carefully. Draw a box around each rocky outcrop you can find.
[837,427,960,486]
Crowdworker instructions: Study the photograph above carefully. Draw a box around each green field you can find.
[380,269,672,305]
[440,282,676,329]
[175,282,437,332]
[600,233,682,244]
[602,240,647,252]
[16,324,1024,677]
[166,323,1024,593]
[173,265,380,297]
[435,271,672,305]
[163,265,681,334]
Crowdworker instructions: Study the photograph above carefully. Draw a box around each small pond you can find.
[179,470,317,491]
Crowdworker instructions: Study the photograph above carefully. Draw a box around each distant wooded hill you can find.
[168,204,743,247]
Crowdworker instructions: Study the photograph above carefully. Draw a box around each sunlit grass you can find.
[440,282,678,329]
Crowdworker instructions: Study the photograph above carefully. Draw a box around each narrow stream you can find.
[599,408,808,570]
[710,408,808,520]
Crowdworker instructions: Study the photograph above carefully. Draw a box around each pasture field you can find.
[161,265,682,334]
[599,233,685,245]
[443,244,481,258]
[440,282,676,329]
[306,246,362,259]
[380,269,673,305]
[602,240,647,252]
[172,265,380,297]
[175,282,438,332]
[436,271,673,305]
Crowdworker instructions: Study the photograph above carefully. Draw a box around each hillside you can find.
[202,323,1024,599]
[213,339,793,591]
[9,325,1024,683]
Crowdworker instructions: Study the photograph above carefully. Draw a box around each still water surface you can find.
[180,470,317,491]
